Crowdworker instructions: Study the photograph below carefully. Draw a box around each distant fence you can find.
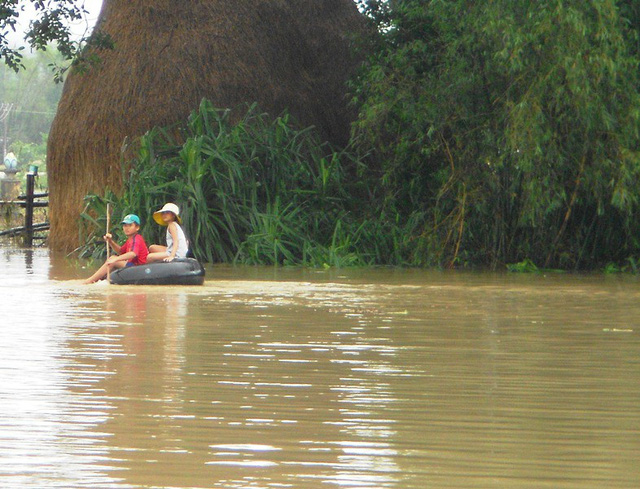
[0,173,49,246]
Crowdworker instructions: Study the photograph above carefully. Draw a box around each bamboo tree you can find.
[353,0,640,269]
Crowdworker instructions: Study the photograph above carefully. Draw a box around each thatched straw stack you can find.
[48,0,366,250]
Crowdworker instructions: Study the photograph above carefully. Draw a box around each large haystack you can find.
[48,0,366,250]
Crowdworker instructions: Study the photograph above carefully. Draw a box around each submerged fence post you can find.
[24,172,35,247]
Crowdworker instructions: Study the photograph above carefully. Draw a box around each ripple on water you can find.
[2,248,640,488]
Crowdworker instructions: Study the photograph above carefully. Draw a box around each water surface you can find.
[1,247,639,488]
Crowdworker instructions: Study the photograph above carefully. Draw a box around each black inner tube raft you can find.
[109,258,205,285]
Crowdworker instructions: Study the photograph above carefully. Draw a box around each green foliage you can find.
[78,191,117,260]
[7,136,49,191]
[79,101,382,266]
[0,0,113,80]
[506,259,540,273]
[603,256,640,274]
[603,262,622,274]
[506,258,566,274]
[353,0,640,269]
[0,50,65,144]
[9,135,47,167]
[74,1,640,271]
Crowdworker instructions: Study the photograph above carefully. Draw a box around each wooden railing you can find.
[0,173,49,246]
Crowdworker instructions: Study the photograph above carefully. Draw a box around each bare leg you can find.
[147,245,168,263]
[147,250,168,263]
[83,260,126,284]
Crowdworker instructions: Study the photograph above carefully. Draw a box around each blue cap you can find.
[121,214,140,225]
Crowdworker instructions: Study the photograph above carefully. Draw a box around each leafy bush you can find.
[352,0,640,270]
[79,100,383,266]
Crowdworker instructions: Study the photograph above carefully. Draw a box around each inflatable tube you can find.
[110,258,205,285]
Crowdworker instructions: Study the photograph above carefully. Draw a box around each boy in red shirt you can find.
[83,214,149,284]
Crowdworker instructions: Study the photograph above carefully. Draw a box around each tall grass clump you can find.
[78,100,390,266]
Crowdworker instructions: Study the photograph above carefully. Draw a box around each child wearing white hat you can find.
[147,203,189,263]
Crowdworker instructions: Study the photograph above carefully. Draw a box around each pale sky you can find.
[8,0,104,48]
[9,0,367,50]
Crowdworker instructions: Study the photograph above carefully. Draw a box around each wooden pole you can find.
[24,173,35,247]
[106,203,111,282]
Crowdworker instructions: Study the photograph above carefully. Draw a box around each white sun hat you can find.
[153,202,182,226]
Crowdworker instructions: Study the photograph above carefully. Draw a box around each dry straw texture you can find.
[48,0,366,250]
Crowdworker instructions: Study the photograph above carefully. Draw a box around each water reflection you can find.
[0,249,119,487]
[1,248,640,488]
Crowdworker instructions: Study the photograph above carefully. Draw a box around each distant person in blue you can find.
[147,203,189,263]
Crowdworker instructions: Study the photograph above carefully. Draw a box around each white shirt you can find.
[167,222,189,258]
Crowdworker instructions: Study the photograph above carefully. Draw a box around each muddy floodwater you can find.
[1,247,640,488]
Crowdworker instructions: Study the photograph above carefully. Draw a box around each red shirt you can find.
[119,233,149,265]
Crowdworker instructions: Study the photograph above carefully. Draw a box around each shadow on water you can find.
[1,247,640,488]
